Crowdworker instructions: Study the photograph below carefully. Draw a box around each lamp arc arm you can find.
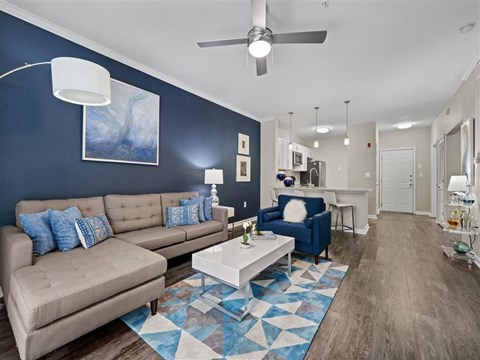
[0,61,51,80]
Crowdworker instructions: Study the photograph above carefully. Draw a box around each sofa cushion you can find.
[19,211,57,256]
[261,219,313,244]
[9,238,167,331]
[180,196,206,222]
[175,220,224,241]
[105,194,162,233]
[263,211,282,223]
[161,192,198,225]
[16,196,105,229]
[114,226,185,250]
[48,207,83,251]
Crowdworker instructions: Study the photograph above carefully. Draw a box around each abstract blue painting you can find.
[83,79,160,165]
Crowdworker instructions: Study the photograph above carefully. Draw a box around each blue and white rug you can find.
[121,256,348,360]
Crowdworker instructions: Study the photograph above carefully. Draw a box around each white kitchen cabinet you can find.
[277,138,293,170]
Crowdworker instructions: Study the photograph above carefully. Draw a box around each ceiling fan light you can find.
[396,122,413,129]
[248,39,271,58]
[316,126,330,134]
[314,140,319,148]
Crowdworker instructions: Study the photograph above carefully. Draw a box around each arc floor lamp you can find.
[0,57,111,106]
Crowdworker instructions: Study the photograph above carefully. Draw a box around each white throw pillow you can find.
[283,199,307,223]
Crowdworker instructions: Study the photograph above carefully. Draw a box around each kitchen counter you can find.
[274,186,372,235]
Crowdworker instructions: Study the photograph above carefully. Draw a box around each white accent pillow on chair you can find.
[283,199,307,223]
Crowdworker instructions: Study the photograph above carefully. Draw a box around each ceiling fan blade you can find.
[256,57,267,76]
[197,38,248,48]
[273,30,327,44]
[251,0,267,29]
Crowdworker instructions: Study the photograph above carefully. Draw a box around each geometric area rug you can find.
[121,255,348,360]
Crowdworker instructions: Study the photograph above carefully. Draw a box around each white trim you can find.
[414,211,431,216]
[229,216,256,231]
[461,54,479,82]
[0,1,264,123]
[380,147,416,214]
[368,215,378,220]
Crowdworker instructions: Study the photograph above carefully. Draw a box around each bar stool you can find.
[269,188,278,206]
[323,191,355,237]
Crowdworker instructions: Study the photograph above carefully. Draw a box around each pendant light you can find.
[344,100,350,146]
[288,112,294,150]
[314,106,319,148]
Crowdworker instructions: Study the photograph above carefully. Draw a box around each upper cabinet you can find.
[277,138,312,172]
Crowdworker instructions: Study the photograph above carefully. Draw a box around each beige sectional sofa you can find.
[0,192,228,360]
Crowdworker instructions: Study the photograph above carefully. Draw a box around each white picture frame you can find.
[236,155,251,182]
[461,118,475,185]
[238,133,250,155]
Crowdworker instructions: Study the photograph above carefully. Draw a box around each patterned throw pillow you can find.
[165,204,199,228]
[48,207,82,251]
[180,196,205,222]
[19,210,57,256]
[75,214,114,249]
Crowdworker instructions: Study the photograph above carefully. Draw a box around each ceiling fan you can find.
[197,0,327,76]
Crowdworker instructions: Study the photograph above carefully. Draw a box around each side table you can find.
[216,205,235,239]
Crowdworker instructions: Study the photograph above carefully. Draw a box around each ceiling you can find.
[2,0,479,139]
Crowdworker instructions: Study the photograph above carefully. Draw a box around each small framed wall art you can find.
[238,133,250,155]
[236,155,251,182]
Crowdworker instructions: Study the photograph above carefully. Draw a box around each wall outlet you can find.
[365,172,370,178]
[418,164,422,169]
[244,201,247,208]
[419,173,423,178]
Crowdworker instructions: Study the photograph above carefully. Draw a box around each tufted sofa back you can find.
[15,197,105,230]
[104,194,162,234]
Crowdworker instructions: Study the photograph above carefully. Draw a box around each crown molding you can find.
[0,1,265,122]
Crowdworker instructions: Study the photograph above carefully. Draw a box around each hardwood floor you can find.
[1,213,480,359]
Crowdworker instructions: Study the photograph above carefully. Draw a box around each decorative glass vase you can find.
[462,182,475,205]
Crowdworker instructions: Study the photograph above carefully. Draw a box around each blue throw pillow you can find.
[19,211,57,256]
[75,214,114,249]
[180,196,205,222]
[203,197,213,221]
[165,204,199,228]
[48,207,82,251]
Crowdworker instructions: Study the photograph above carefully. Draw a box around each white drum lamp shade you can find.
[448,175,468,192]
[205,169,223,206]
[51,57,111,106]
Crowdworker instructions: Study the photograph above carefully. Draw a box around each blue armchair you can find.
[257,194,331,264]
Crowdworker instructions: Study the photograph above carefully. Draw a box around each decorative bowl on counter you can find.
[276,171,286,181]
[283,177,293,187]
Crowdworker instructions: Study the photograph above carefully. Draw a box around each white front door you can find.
[381,148,414,213]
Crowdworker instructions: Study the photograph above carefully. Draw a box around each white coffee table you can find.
[192,235,294,321]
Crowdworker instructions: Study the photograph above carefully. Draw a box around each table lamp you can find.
[204,169,223,206]
[448,175,467,203]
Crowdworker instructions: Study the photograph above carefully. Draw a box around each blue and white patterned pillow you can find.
[48,207,82,251]
[75,214,114,249]
[165,204,199,228]
[19,210,57,256]
[180,195,205,222]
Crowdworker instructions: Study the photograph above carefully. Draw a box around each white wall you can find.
[310,137,348,187]
[260,119,277,209]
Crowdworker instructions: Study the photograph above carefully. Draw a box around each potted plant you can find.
[241,221,255,248]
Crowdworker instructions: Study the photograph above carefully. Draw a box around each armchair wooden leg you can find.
[150,299,158,316]
[314,255,319,265]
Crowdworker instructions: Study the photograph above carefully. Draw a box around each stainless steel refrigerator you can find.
[300,160,326,187]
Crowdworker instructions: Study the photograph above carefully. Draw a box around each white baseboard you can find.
[368,215,378,220]
[415,211,431,216]
[229,217,256,230]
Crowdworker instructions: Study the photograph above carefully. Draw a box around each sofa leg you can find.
[314,255,319,265]
[325,246,329,260]
[150,299,158,316]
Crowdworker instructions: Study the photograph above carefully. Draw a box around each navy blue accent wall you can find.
[0,12,260,226]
